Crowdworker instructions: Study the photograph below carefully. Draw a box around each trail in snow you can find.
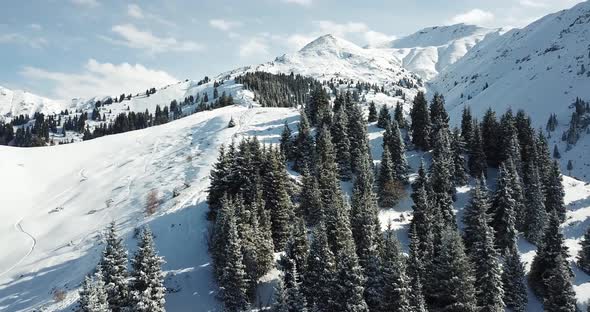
[0,220,37,278]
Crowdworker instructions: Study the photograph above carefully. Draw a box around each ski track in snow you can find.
[0,220,37,278]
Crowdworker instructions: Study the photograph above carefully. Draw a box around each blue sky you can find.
[0,0,584,99]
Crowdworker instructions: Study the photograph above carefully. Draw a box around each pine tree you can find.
[410,91,431,150]
[468,122,487,178]
[481,108,500,167]
[461,106,473,147]
[502,247,528,312]
[429,93,449,146]
[377,148,400,208]
[299,170,323,225]
[462,179,491,254]
[219,213,249,312]
[377,105,391,128]
[303,222,336,311]
[544,160,566,223]
[430,124,456,227]
[394,102,407,129]
[348,103,372,178]
[276,259,309,312]
[523,161,547,245]
[384,120,409,183]
[451,128,468,186]
[543,254,577,312]
[381,223,411,312]
[281,216,310,281]
[100,221,129,312]
[553,145,561,159]
[307,87,331,127]
[489,162,518,252]
[406,227,428,312]
[410,162,434,256]
[578,227,590,274]
[130,227,166,312]
[293,111,315,173]
[262,148,294,250]
[207,145,231,218]
[368,101,378,123]
[333,242,370,312]
[79,269,110,312]
[331,104,353,180]
[280,120,293,161]
[529,212,572,299]
[427,227,477,312]
[498,110,522,169]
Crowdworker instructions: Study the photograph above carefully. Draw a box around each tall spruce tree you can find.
[381,223,411,312]
[429,126,456,227]
[280,121,293,161]
[207,145,231,219]
[481,108,500,167]
[468,122,487,178]
[429,93,449,145]
[303,222,336,311]
[130,227,166,312]
[293,111,315,173]
[100,221,129,312]
[544,160,566,223]
[385,120,409,183]
[410,91,431,150]
[377,105,392,129]
[219,212,249,312]
[331,104,353,180]
[489,162,518,253]
[348,103,372,178]
[79,269,110,312]
[502,247,528,312]
[498,110,522,169]
[410,162,435,256]
[394,102,407,129]
[462,179,491,254]
[333,241,370,312]
[523,161,548,245]
[406,226,428,312]
[461,106,473,147]
[276,259,309,312]
[577,227,590,274]
[368,101,378,123]
[299,170,323,225]
[451,128,468,186]
[377,148,400,208]
[542,254,577,312]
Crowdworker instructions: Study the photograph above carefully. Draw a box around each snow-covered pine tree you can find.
[79,268,110,312]
[529,212,572,299]
[544,160,566,223]
[462,178,491,254]
[207,145,231,219]
[218,213,249,312]
[468,121,487,178]
[381,223,411,312]
[489,162,518,253]
[429,93,449,146]
[367,101,378,123]
[461,106,473,148]
[481,108,500,167]
[331,104,353,180]
[262,147,294,250]
[387,120,409,183]
[303,222,336,311]
[429,126,456,227]
[377,105,391,129]
[577,227,590,274]
[100,221,129,312]
[451,128,468,186]
[347,103,372,178]
[299,170,323,225]
[377,148,399,208]
[502,247,528,312]
[469,198,505,312]
[394,102,407,129]
[498,110,522,169]
[281,216,310,281]
[410,91,431,151]
[523,161,547,245]
[410,162,435,257]
[251,180,275,280]
[542,254,577,312]
[279,120,293,161]
[293,110,315,173]
[426,227,477,312]
[406,226,428,312]
[130,227,166,312]
[333,240,369,312]
[553,145,561,159]
[277,259,309,312]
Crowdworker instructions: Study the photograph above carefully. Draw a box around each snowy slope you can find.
[0,102,299,311]
[375,24,503,80]
[0,86,68,119]
[430,1,590,126]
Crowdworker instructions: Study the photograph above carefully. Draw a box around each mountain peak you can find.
[298,34,362,54]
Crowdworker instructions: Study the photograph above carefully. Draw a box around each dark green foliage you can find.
[394,102,407,129]
[502,247,528,312]
[542,254,577,312]
[451,128,468,186]
[348,103,372,178]
[303,222,336,311]
[219,211,250,312]
[307,87,331,127]
[236,71,321,108]
[498,110,522,168]
[544,160,566,223]
[383,120,409,183]
[130,227,166,312]
[406,227,428,312]
[489,162,518,253]
[410,91,431,150]
[429,93,449,145]
[481,108,500,167]
[333,242,370,312]
[280,121,293,160]
[207,144,232,218]
[299,171,323,225]
[100,221,129,312]
[381,224,411,312]
[461,106,473,146]
[331,104,353,180]
[377,148,401,208]
[368,101,378,123]
[578,227,590,275]
[553,145,561,159]
[293,111,315,173]
[523,161,547,245]
[468,122,487,178]
[377,105,391,129]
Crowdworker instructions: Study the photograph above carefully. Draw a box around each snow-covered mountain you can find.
[375,24,504,80]
[0,86,68,119]
[431,1,590,125]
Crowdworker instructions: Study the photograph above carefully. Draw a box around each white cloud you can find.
[239,38,270,58]
[103,24,203,54]
[0,33,47,49]
[364,30,396,47]
[70,0,99,8]
[20,59,178,99]
[316,20,369,37]
[449,9,495,26]
[127,4,144,18]
[281,0,312,7]
[209,19,242,32]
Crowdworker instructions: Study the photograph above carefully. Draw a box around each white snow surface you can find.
[0,86,68,119]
